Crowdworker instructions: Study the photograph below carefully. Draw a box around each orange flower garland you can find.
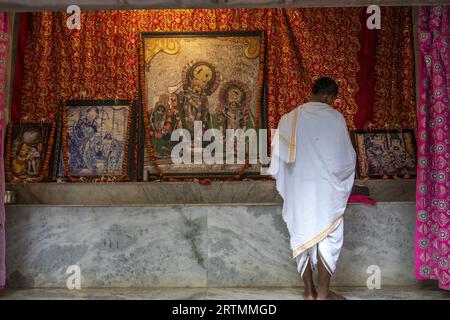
[231,32,265,181]
[139,39,164,179]
[61,99,134,183]
[5,120,56,183]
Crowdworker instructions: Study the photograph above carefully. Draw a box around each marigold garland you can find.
[231,31,265,181]
[139,39,164,179]
[61,99,134,183]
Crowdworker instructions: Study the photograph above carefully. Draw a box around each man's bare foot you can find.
[303,287,317,300]
[316,290,346,300]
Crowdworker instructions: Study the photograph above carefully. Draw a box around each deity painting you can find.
[57,100,134,180]
[6,123,53,182]
[141,31,265,178]
[352,130,417,178]
[148,60,222,158]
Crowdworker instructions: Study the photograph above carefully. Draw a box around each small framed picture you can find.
[54,100,136,182]
[5,122,55,183]
[351,129,417,179]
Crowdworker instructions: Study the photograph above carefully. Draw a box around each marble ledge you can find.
[5,201,415,207]
[5,179,416,205]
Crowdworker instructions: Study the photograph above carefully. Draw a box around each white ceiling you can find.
[0,0,446,12]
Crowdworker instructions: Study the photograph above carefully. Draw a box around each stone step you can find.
[5,202,416,288]
[0,286,448,300]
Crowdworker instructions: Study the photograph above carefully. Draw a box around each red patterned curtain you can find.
[11,8,416,131]
[372,7,416,130]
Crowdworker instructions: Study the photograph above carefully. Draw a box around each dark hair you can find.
[312,77,339,96]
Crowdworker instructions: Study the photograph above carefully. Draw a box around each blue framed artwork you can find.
[54,100,136,182]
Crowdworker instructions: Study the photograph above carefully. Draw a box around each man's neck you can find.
[309,95,328,104]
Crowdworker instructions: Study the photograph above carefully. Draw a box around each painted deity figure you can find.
[27,145,41,175]
[214,80,255,132]
[149,95,173,158]
[390,137,416,174]
[85,132,124,175]
[150,61,221,158]
[364,134,388,175]
[12,143,30,176]
[210,80,256,160]
[172,61,221,138]
[68,106,99,173]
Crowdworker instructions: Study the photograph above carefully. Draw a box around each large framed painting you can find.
[139,31,266,179]
[351,129,417,179]
[5,122,55,183]
[54,100,136,182]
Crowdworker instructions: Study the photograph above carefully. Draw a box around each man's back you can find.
[294,102,355,183]
[278,100,355,253]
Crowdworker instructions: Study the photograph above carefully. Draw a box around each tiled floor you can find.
[0,286,448,300]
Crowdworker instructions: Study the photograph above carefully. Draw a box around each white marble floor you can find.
[0,287,448,300]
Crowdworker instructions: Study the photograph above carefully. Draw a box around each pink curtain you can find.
[0,12,7,289]
[415,5,449,290]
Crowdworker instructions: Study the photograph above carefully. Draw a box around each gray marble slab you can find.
[4,202,417,288]
[5,206,207,288]
[207,205,300,287]
[207,203,417,287]
[334,203,416,286]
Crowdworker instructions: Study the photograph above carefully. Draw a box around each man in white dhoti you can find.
[268,77,356,300]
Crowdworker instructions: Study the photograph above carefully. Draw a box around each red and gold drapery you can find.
[11,7,416,130]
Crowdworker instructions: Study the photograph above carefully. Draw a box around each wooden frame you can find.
[54,99,136,182]
[139,30,266,180]
[5,122,56,183]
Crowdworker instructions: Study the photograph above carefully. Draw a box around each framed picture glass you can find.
[351,129,417,178]
[5,123,55,182]
[55,100,136,182]
[139,31,266,179]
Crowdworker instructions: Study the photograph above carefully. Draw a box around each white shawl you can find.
[268,102,356,258]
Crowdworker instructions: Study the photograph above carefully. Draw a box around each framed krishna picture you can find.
[139,31,266,179]
[54,100,136,182]
[5,122,56,183]
[351,129,417,179]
